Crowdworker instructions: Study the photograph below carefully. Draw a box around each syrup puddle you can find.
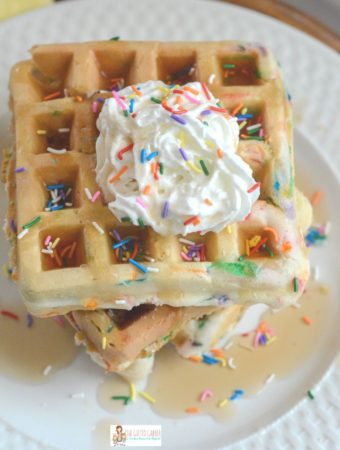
[97,281,330,422]
[0,300,78,382]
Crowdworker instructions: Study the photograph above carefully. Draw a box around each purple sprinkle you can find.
[60,190,66,200]
[171,114,187,125]
[96,97,105,103]
[162,201,169,219]
[200,109,212,116]
[179,147,189,161]
[10,219,17,233]
[26,313,33,327]
[112,229,121,242]
[15,167,25,173]
[259,334,267,345]
[188,244,204,250]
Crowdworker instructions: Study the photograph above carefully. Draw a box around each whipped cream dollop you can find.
[96,81,259,235]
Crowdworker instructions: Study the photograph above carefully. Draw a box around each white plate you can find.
[0,1,339,449]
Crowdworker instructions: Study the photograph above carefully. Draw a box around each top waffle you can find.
[7,41,310,317]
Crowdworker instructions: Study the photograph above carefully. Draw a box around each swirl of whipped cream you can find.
[96,81,259,236]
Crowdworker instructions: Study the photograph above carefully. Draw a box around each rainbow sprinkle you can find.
[45,184,73,211]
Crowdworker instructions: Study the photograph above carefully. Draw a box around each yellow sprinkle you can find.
[205,139,215,149]
[102,336,107,350]
[266,336,277,345]
[215,356,227,367]
[187,161,202,173]
[241,107,248,114]
[227,226,232,234]
[239,121,247,130]
[129,382,136,402]
[128,94,136,99]
[51,237,60,248]
[85,298,98,309]
[248,235,261,247]
[36,129,47,135]
[159,86,170,95]
[139,391,156,404]
[182,245,188,253]
[218,399,229,408]
[178,130,187,147]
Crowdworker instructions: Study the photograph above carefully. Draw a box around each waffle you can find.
[8,41,311,317]
[67,303,218,375]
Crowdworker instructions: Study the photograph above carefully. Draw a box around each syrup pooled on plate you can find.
[0,299,78,382]
[96,281,330,421]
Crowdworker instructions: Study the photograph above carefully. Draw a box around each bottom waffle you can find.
[67,304,219,379]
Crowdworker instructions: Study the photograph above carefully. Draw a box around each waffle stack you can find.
[5,40,311,377]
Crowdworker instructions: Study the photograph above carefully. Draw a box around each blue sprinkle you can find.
[273,180,280,191]
[47,184,65,190]
[113,237,132,249]
[129,99,135,113]
[202,354,219,365]
[96,97,105,103]
[140,148,146,163]
[50,205,64,211]
[128,258,148,273]
[236,114,253,120]
[146,151,159,161]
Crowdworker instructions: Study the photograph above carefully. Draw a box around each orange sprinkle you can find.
[311,191,322,206]
[302,316,312,325]
[11,272,18,281]
[193,217,201,226]
[68,241,77,259]
[211,348,224,358]
[54,249,62,267]
[85,298,98,309]
[217,149,223,158]
[188,356,202,362]
[143,185,151,195]
[204,198,213,206]
[60,244,72,258]
[264,226,279,242]
[175,95,182,105]
[281,241,292,252]
[231,103,243,116]
[43,91,61,101]
[74,95,83,102]
[184,86,199,95]
[185,407,200,414]
[131,85,142,96]
[109,165,128,183]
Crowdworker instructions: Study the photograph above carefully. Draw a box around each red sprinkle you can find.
[210,106,227,113]
[201,82,211,100]
[184,215,200,226]
[247,182,261,193]
[1,310,19,321]
[117,143,134,160]
[249,237,268,256]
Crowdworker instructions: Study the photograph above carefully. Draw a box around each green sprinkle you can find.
[23,216,41,229]
[159,162,164,175]
[198,316,208,329]
[223,63,235,69]
[203,121,209,126]
[111,395,130,405]
[210,260,259,278]
[51,110,62,116]
[263,244,274,257]
[293,277,299,292]
[123,110,129,117]
[241,136,264,141]
[151,96,161,104]
[238,255,246,261]
[307,390,315,400]
[106,325,114,333]
[162,332,172,342]
[247,127,261,135]
[138,218,145,228]
[199,160,209,176]
[216,101,222,107]
[110,36,120,41]
[121,216,131,222]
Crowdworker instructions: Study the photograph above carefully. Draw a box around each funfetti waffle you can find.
[7,41,311,317]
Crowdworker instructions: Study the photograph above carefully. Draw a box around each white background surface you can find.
[0,1,339,449]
